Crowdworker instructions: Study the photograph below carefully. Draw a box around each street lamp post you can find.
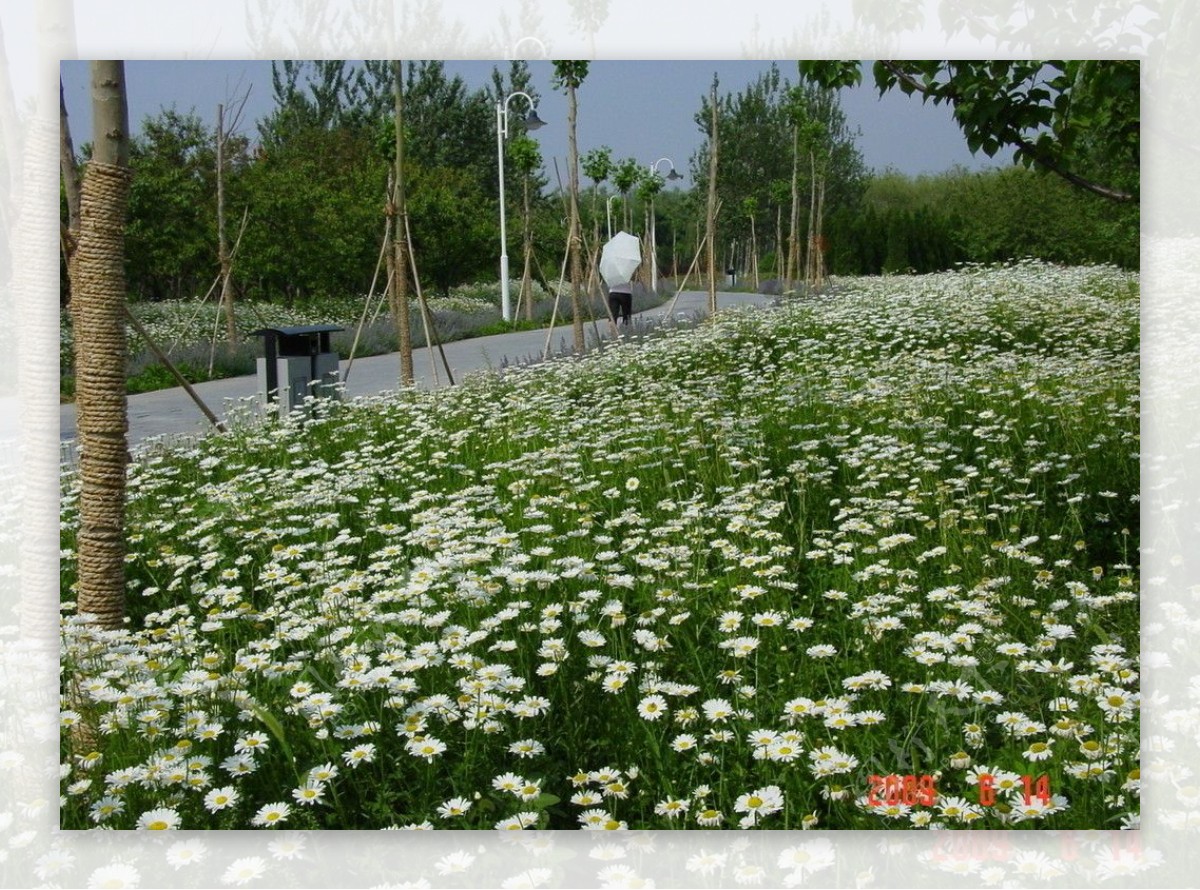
[606,194,621,241]
[647,157,682,294]
[496,91,545,322]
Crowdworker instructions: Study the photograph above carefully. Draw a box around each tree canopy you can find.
[798,60,1139,203]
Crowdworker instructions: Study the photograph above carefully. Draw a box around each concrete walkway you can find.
[60,290,777,454]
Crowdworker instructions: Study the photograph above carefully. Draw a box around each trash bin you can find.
[726,267,737,287]
[251,324,344,418]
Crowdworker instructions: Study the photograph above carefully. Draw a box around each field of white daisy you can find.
[59,260,1139,830]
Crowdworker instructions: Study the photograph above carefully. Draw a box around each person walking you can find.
[608,277,633,327]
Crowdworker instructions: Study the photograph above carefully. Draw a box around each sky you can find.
[58,59,1005,188]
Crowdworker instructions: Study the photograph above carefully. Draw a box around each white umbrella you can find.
[599,231,641,287]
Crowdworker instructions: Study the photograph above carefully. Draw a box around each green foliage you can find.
[636,171,664,203]
[691,65,867,265]
[825,165,1138,275]
[581,146,614,186]
[507,134,542,177]
[490,60,540,111]
[236,121,384,302]
[472,316,544,336]
[610,158,643,232]
[395,61,494,173]
[262,61,375,147]
[551,61,590,91]
[126,362,203,395]
[642,189,695,277]
[125,109,224,301]
[90,60,558,307]
[62,60,566,309]
[612,158,641,196]
[799,60,1139,203]
[936,166,1138,268]
[405,163,496,295]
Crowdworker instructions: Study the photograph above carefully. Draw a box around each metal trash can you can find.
[251,324,344,417]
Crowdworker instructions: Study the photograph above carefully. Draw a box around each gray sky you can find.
[60,60,1003,187]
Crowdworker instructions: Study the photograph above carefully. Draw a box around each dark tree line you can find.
[823,165,1138,275]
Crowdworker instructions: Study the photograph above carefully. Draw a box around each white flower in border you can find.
[136,807,181,830]
[221,856,267,886]
[637,695,669,721]
[495,811,540,830]
[405,737,446,763]
[165,839,207,869]
[437,797,473,819]
[86,863,140,888]
[203,786,238,812]
[250,801,291,828]
[734,784,785,827]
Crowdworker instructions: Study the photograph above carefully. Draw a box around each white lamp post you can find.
[647,157,682,294]
[496,91,545,322]
[606,194,621,241]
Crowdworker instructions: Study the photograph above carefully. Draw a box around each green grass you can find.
[59,260,1139,831]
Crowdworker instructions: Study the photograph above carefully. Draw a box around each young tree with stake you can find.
[552,61,590,354]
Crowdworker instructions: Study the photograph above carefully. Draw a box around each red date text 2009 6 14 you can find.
[866,774,938,807]
[866,773,1052,808]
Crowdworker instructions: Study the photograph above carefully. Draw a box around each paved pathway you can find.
[60,290,777,454]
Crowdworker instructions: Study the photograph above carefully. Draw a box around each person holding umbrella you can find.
[600,231,641,331]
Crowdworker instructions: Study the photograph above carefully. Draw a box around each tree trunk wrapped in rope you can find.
[72,159,132,629]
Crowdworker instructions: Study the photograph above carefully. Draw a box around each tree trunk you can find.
[644,204,651,285]
[749,215,759,290]
[649,199,658,294]
[521,173,534,320]
[216,103,238,343]
[787,125,800,289]
[589,185,602,301]
[59,79,82,240]
[384,170,397,349]
[775,203,783,280]
[705,81,719,313]
[814,174,827,288]
[60,78,83,311]
[805,147,817,290]
[392,60,414,385]
[72,60,131,629]
[566,83,585,353]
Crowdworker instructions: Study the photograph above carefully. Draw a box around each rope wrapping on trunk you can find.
[72,160,132,629]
